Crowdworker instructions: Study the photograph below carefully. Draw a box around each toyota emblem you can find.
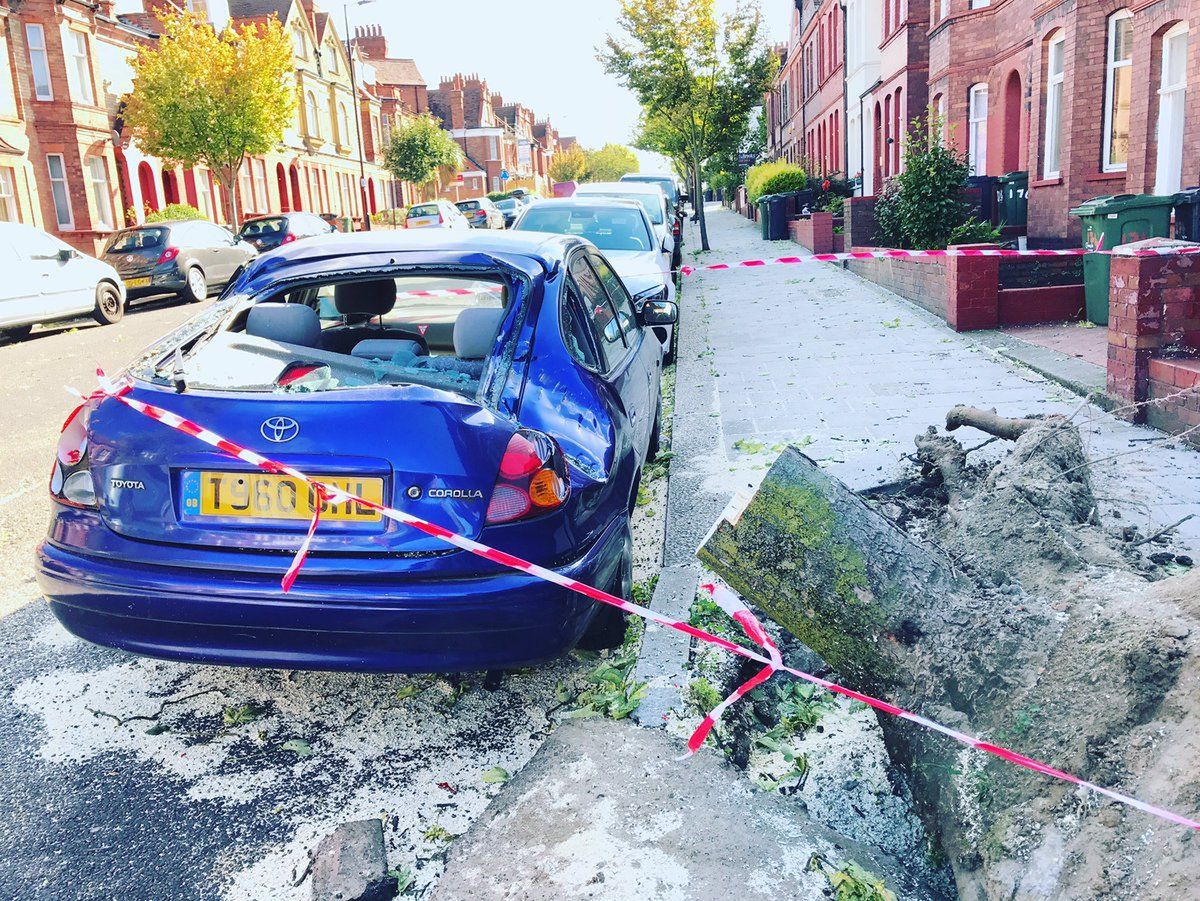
[260,416,300,443]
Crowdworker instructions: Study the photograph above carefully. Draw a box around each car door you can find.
[568,251,653,455]
[0,236,44,328]
[589,250,658,449]
[13,227,92,319]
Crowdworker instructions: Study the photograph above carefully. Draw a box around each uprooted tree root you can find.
[700,407,1200,901]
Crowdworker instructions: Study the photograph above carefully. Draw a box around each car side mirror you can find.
[641,300,677,326]
[57,248,74,262]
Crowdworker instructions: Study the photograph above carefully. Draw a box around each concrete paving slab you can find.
[429,719,944,901]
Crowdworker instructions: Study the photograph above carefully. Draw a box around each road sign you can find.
[737,153,757,166]
[500,170,510,181]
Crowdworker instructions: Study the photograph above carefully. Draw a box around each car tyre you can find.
[182,266,207,303]
[648,403,663,462]
[1,324,33,342]
[92,282,124,326]
[577,518,633,651]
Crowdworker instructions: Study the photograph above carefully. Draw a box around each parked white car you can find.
[573,181,672,268]
[512,197,677,361]
[404,200,471,230]
[0,222,126,341]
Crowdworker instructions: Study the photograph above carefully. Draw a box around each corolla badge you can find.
[261,416,300,443]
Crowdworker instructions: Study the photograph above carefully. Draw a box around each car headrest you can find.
[246,303,321,348]
[334,279,396,317]
[453,307,505,361]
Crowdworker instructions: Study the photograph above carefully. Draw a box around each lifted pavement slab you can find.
[429,719,944,901]
[970,329,1111,408]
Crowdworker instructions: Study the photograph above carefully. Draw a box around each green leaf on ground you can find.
[482,766,510,784]
[222,703,265,726]
[281,738,313,758]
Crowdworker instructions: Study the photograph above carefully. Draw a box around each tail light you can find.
[156,246,180,265]
[281,232,298,245]
[50,403,98,509]
[437,213,444,224]
[485,429,570,525]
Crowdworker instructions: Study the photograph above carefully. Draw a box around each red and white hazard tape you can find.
[70,372,1200,832]
[393,284,504,300]
[678,243,1200,276]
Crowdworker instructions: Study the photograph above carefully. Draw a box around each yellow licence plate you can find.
[126,276,152,288]
[191,472,384,522]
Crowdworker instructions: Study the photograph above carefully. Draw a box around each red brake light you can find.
[157,246,180,265]
[438,213,444,224]
[281,232,298,244]
[485,429,570,525]
[50,402,97,508]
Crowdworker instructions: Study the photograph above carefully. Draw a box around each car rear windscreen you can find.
[516,205,653,253]
[151,274,515,399]
[456,201,481,211]
[106,227,166,252]
[240,218,286,236]
[408,204,439,218]
[578,191,663,225]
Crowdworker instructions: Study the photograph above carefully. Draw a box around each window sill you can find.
[1085,171,1126,183]
[1031,176,1062,188]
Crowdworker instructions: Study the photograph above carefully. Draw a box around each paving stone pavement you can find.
[682,205,1200,548]
[635,203,1200,722]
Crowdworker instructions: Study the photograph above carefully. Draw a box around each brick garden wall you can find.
[847,253,949,319]
[1107,239,1200,446]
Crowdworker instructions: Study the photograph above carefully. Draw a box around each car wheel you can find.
[1,324,33,343]
[182,266,207,303]
[92,282,124,326]
[577,518,633,651]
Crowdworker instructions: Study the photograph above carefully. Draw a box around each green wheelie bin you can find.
[996,172,1028,229]
[1069,194,1174,325]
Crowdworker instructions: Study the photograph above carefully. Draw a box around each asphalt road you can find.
[0,290,671,900]
[1,295,207,617]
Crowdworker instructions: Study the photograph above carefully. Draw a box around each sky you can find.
[315,0,789,172]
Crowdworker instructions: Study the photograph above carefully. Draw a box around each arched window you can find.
[968,83,988,175]
[883,93,893,177]
[1043,32,1065,178]
[1154,22,1188,194]
[306,91,320,138]
[339,102,351,145]
[1102,9,1133,172]
[893,88,903,172]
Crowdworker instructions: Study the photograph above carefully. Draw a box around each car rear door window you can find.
[560,285,601,370]
[589,252,641,346]
[569,254,625,369]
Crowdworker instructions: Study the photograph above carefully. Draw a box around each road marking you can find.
[0,483,39,507]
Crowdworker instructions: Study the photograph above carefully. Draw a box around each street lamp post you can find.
[344,0,375,232]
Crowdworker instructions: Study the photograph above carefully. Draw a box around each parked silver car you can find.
[455,197,506,229]
[404,200,471,230]
[0,222,126,341]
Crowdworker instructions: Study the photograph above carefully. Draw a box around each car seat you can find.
[245,303,322,348]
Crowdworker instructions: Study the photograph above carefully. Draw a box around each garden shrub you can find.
[145,203,206,224]
[746,160,808,202]
[874,114,998,249]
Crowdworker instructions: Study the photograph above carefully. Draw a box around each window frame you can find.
[0,166,17,222]
[306,91,321,138]
[86,155,114,230]
[45,153,73,230]
[1102,9,1134,173]
[1153,22,1189,195]
[558,280,603,372]
[588,249,642,348]
[1043,32,1066,179]
[967,82,988,176]
[26,24,53,101]
[65,29,95,106]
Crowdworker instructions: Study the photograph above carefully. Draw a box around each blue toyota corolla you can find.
[36,230,676,672]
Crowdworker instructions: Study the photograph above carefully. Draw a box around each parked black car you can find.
[494,197,523,227]
[237,212,336,252]
[102,220,257,303]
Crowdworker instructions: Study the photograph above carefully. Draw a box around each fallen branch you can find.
[1130,514,1196,548]
[86,688,223,728]
[944,405,1045,441]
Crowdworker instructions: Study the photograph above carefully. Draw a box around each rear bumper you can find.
[36,515,626,673]
[121,267,186,299]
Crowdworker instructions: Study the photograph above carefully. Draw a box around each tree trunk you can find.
[693,159,709,251]
[699,443,1200,899]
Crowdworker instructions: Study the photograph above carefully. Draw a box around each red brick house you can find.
[765,2,807,163]
[930,0,1199,245]
[863,0,929,190]
[428,73,523,200]
[800,0,848,175]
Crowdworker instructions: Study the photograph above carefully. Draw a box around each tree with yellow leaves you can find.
[123,10,294,228]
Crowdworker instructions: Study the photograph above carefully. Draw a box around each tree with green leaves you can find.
[123,10,294,229]
[383,114,465,200]
[602,0,776,249]
[582,144,640,182]
[549,143,588,183]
